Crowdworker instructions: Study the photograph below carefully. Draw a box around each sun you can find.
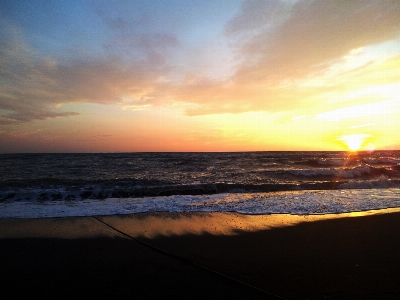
[337,134,371,152]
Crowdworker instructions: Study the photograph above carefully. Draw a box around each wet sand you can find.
[1,210,400,299]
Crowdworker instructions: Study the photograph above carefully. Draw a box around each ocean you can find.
[1,151,400,218]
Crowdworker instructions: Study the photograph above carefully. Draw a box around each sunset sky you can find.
[1,0,400,152]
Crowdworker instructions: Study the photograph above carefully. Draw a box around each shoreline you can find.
[2,207,400,239]
[3,188,400,219]
[1,210,400,299]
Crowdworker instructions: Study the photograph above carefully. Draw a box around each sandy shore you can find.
[1,210,400,299]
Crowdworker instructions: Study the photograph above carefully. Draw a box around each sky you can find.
[1,0,400,153]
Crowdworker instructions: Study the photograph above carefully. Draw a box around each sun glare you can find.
[337,134,371,152]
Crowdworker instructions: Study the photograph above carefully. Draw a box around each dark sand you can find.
[1,210,400,299]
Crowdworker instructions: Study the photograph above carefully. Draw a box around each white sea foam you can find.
[1,188,400,219]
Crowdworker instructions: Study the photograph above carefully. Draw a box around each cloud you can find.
[0,110,79,125]
[1,0,400,124]
[0,25,173,125]
[173,0,400,115]
[98,6,180,63]
[230,0,400,82]
[225,0,292,38]
[315,99,399,121]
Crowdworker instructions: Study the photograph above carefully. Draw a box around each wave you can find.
[1,152,399,204]
[3,188,400,218]
[2,170,400,203]
[289,165,370,178]
[0,183,288,202]
[297,158,349,167]
[0,181,363,203]
[362,158,400,165]
[289,165,398,179]
[338,176,400,189]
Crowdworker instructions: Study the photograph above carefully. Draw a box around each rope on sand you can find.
[92,215,287,300]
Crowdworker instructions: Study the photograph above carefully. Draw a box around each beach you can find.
[1,211,400,299]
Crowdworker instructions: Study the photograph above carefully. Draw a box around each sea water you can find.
[1,151,400,218]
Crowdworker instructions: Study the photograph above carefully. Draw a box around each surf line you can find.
[91,215,287,300]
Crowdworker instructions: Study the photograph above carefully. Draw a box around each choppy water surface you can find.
[1,151,400,218]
